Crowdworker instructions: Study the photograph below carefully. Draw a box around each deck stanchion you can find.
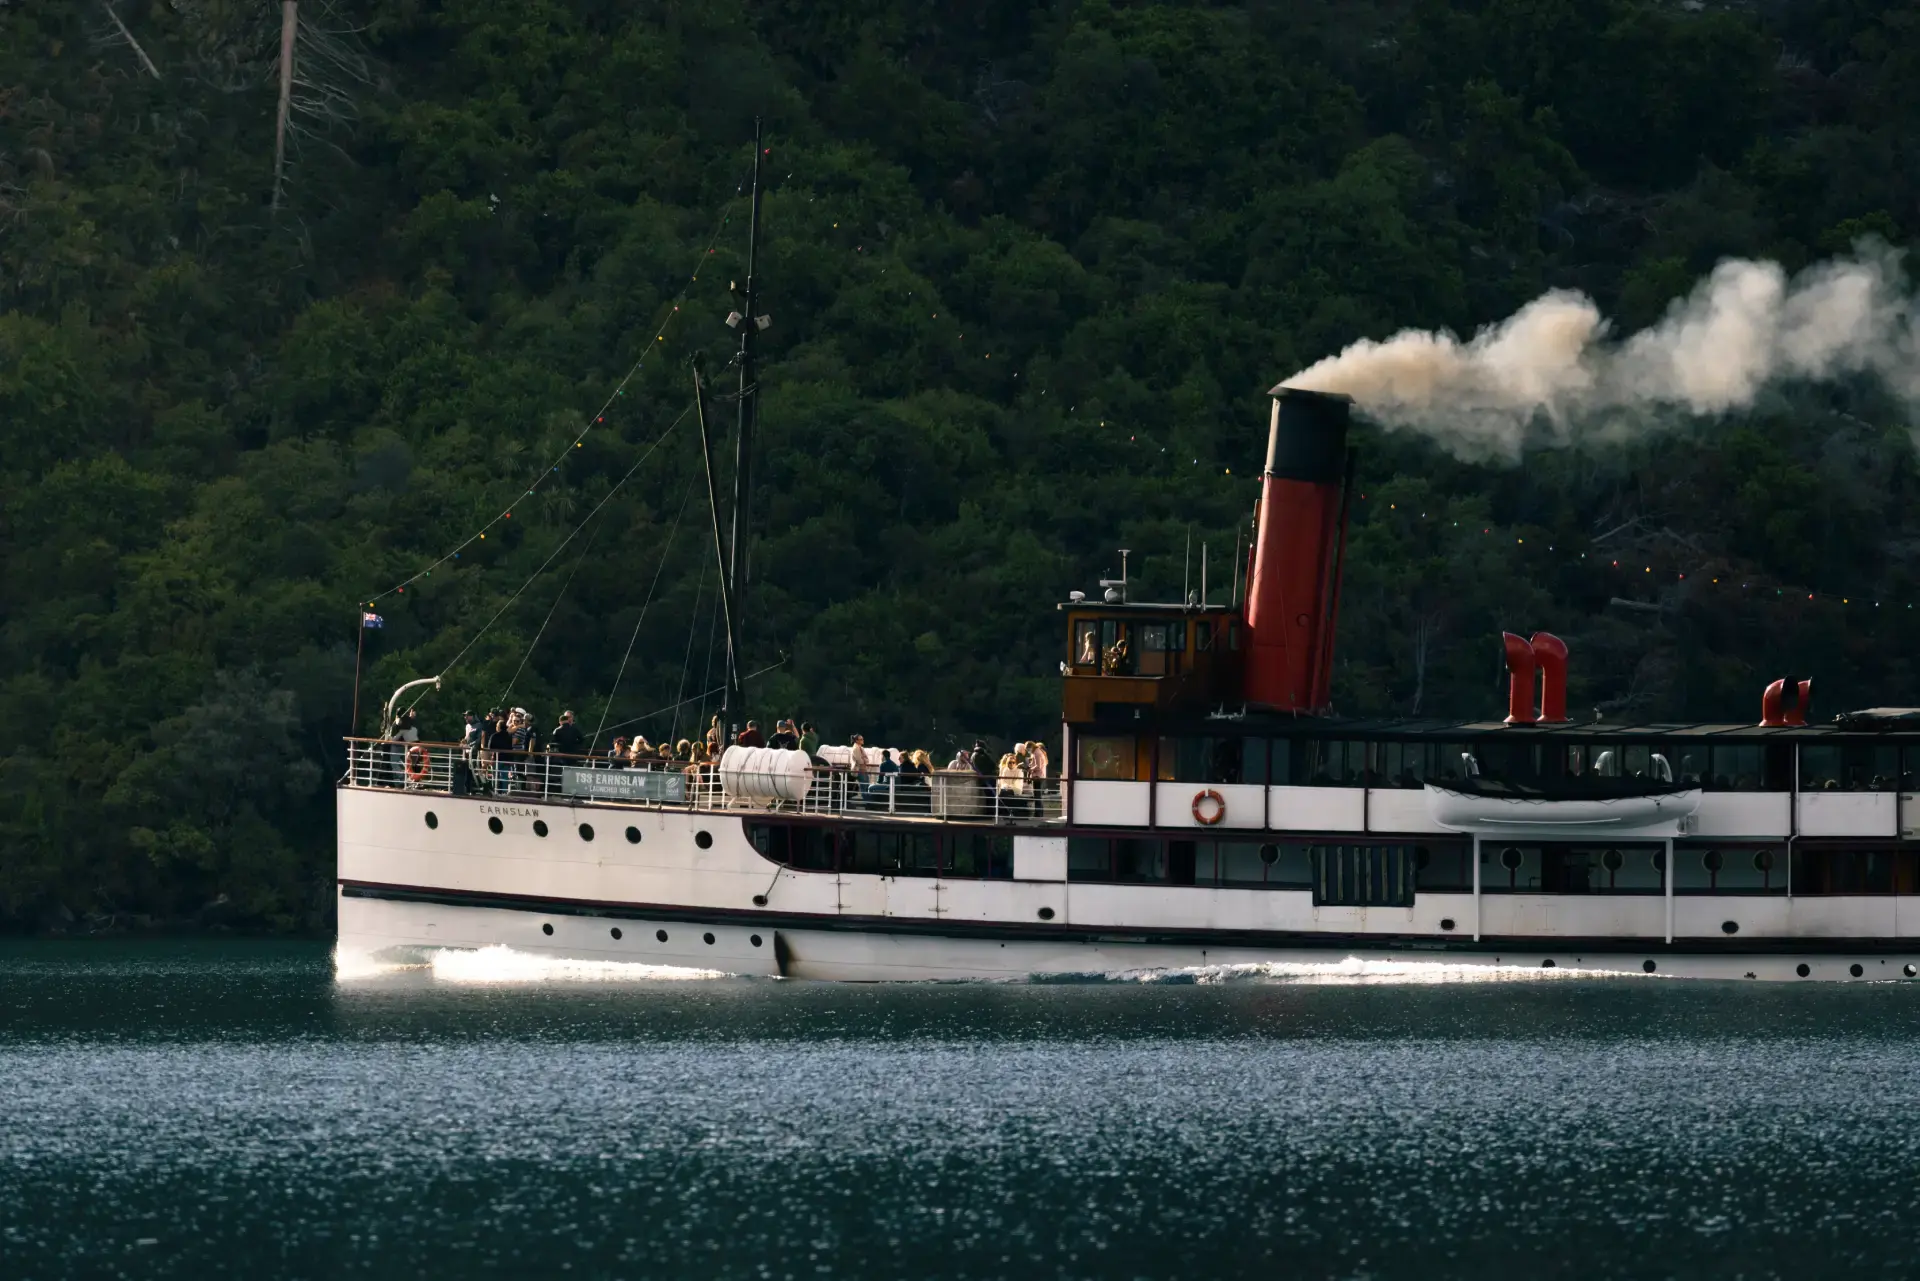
[1664,837,1675,945]
[1472,835,1482,942]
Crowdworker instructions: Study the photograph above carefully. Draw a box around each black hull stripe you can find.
[338,880,1917,957]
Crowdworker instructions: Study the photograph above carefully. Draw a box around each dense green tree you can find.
[5,0,1920,931]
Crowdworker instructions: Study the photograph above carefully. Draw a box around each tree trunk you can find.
[271,1,297,212]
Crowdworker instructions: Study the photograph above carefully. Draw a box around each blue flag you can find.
[362,611,384,629]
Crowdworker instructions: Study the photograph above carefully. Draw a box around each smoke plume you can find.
[1282,244,1920,460]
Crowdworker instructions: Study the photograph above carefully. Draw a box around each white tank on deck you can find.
[719,745,814,802]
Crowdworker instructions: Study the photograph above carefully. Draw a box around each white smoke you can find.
[1282,244,1920,460]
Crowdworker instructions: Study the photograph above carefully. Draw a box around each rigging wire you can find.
[668,549,709,746]
[493,507,610,711]
[590,474,700,752]
[695,569,722,743]
[361,153,757,609]
[422,406,690,697]
[599,658,788,738]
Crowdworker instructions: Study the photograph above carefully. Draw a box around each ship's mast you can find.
[692,357,744,730]
[725,117,764,738]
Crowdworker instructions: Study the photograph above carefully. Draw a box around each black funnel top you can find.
[1263,387,1352,484]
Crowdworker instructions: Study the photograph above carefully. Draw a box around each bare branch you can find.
[102,2,162,79]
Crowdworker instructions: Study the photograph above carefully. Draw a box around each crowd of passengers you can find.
[377,705,1052,809]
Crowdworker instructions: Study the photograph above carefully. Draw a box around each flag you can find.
[362,611,384,629]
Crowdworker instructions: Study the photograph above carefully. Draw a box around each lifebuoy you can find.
[1192,788,1226,825]
[405,744,430,782]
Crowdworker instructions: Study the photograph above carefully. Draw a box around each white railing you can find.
[342,739,1064,825]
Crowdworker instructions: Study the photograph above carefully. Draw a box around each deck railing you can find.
[341,739,1065,826]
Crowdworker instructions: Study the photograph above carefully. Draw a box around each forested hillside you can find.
[6,0,1920,931]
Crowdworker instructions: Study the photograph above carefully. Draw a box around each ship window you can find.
[1068,837,1114,882]
[1292,740,1363,786]
[1800,745,1842,791]
[1791,847,1909,895]
[1844,744,1899,790]
[1194,620,1214,651]
[1218,840,1313,887]
[1710,744,1765,791]
[846,829,904,875]
[1071,620,1100,670]
[1098,620,1135,675]
[1429,744,1470,784]
[946,831,1012,879]
[1674,843,1786,894]
[1114,838,1167,883]
[1672,745,1708,786]
[1076,735,1136,780]
[900,830,939,877]
[1135,623,1186,676]
[1158,736,1244,784]
[1412,843,1471,890]
[1375,741,1428,789]
[747,822,834,871]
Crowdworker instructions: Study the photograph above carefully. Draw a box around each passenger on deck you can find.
[608,736,630,767]
[849,734,872,780]
[550,710,585,759]
[799,721,820,759]
[675,738,693,763]
[770,719,799,750]
[706,715,723,758]
[737,720,766,748]
[1028,740,1050,781]
[949,745,973,771]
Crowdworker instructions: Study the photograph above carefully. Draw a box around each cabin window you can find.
[1429,743,1471,783]
[1194,620,1214,651]
[1674,843,1787,894]
[1158,736,1245,784]
[1709,744,1765,791]
[1068,837,1115,882]
[1480,842,1664,893]
[948,831,1013,878]
[1114,838,1167,882]
[1098,620,1135,675]
[1374,741,1429,789]
[1217,840,1313,887]
[1672,745,1708,786]
[1076,735,1136,780]
[747,822,835,871]
[1794,744,1895,791]
[1791,847,1913,894]
[1071,620,1100,671]
[1412,843,1472,890]
[1290,740,1364,786]
[1135,622,1187,676]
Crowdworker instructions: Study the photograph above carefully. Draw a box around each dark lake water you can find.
[4,942,1919,1279]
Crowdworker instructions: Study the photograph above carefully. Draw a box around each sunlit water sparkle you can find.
[3,939,1917,1279]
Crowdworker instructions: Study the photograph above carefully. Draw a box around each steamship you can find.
[337,387,1920,982]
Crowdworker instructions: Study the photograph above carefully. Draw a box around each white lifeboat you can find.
[1424,782,1701,832]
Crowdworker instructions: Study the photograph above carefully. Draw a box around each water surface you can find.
[4,941,1918,1279]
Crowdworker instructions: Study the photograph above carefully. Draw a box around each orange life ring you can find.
[405,744,430,782]
[1192,788,1226,825]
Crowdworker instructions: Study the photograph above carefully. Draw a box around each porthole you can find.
[579,823,595,842]
[1499,847,1522,871]
[1905,964,1916,978]
[703,932,716,946]
[656,929,668,943]
[541,923,554,936]
[1541,959,1556,969]
[1037,906,1056,921]
[533,820,549,838]
[1796,962,1811,978]
[1754,850,1775,871]
[1702,849,1724,873]
[488,816,503,835]
[752,894,768,907]
[610,927,622,941]
[1601,849,1623,872]
[1258,843,1279,866]
[1642,959,1657,974]
[626,826,641,844]
[1850,963,1864,978]
[1439,918,1456,932]
[424,811,439,830]
[1722,920,1739,935]
[750,934,763,948]
[695,830,714,849]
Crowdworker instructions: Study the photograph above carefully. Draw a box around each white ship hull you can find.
[336,786,1920,983]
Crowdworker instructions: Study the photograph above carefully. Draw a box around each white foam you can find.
[427,944,731,984]
[332,946,426,980]
[1084,957,1641,985]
